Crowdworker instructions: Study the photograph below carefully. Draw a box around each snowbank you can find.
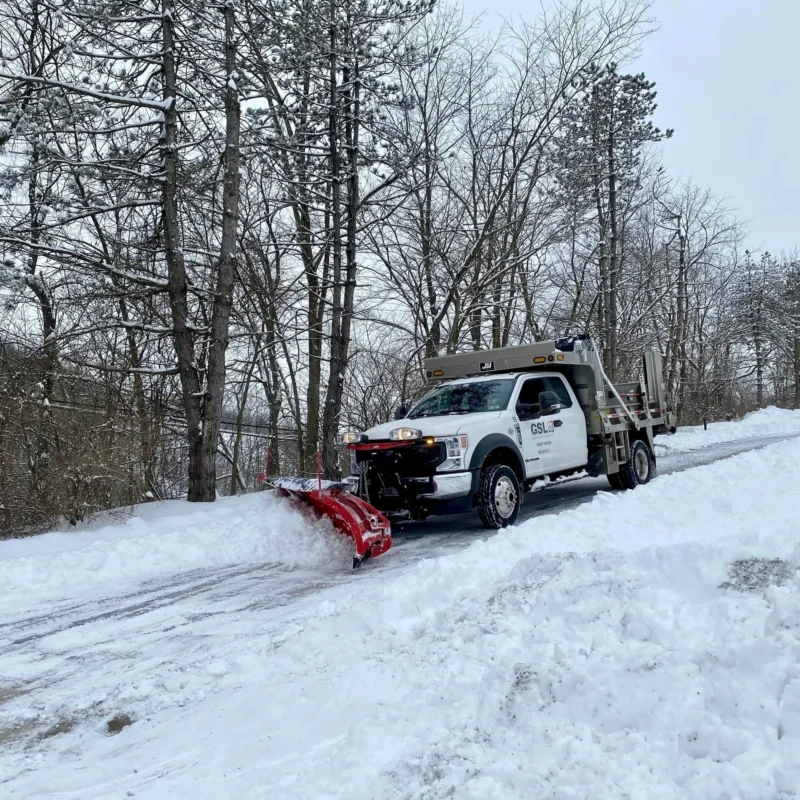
[3,405,795,611]
[296,437,800,798]
[4,438,798,800]
[4,430,800,800]
[659,405,800,453]
[0,492,351,606]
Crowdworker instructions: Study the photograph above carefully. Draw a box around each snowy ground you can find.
[1,409,800,799]
[655,405,800,452]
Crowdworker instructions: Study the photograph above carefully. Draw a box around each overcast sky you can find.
[460,0,799,255]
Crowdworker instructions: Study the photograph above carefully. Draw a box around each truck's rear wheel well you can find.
[629,427,656,461]
[482,446,525,483]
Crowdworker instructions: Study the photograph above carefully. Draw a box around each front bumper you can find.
[344,471,473,500]
[421,471,472,499]
[347,440,473,512]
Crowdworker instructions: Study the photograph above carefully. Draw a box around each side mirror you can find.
[538,390,562,415]
[394,404,408,420]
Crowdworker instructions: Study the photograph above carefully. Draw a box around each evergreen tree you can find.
[556,63,672,378]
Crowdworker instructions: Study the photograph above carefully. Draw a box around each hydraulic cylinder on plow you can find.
[262,454,392,569]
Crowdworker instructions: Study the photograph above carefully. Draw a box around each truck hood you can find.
[362,412,502,441]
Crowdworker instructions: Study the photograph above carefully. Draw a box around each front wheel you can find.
[477,464,521,529]
[616,439,654,490]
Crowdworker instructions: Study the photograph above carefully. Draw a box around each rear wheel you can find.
[477,464,521,529]
[616,439,654,490]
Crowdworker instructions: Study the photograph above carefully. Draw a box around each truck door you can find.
[514,375,587,478]
[539,375,588,472]
[515,376,558,478]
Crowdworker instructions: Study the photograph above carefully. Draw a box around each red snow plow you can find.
[260,454,392,568]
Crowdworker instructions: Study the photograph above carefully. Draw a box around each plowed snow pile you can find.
[658,405,800,452]
[0,492,351,607]
[3,437,800,800]
[311,437,800,799]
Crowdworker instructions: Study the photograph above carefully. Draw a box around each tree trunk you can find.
[303,242,320,472]
[162,0,240,501]
[793,270,800,409]
[501,262,518,347]
[422,150,440,357]
[231,345,258,496]
[469,239,484,351]
[161,0,205,501]
[607,130,619,380]
[672,220,686,410]
[592,155,609,368]
[794,322,800,408]
[321,4,345,478]
[25,141,58,402]
[297,65,318,473]
[263,305,283,475]
[590,87,611,371]
[201,0,242,498]
[119,293,159,497]
[754,292,764,408]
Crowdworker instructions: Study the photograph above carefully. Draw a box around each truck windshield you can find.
[408,379,515,418]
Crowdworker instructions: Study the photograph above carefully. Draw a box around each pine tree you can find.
[556,63,672,378]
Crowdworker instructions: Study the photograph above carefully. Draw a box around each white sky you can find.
[460,0,800,255]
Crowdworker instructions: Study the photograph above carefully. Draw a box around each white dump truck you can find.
[344,335,676,528]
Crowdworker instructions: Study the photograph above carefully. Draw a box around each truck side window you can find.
[516,378,546,420]
[542,376,573,408]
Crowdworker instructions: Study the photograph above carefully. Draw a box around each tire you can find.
[477,464,521,529]
[616,439,654,490]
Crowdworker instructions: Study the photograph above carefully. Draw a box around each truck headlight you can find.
[390,427,422,441]
[436,434,468,471]
[342,431,361,444]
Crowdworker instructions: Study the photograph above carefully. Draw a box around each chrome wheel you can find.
[494,475,517,518]
[634,448,650,482]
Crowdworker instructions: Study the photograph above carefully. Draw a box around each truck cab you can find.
[347,371,587,525]
[345,336,674,529]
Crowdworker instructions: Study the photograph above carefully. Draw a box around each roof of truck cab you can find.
[424,339,595,382]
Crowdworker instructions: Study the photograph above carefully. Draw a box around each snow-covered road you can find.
[3,410,800,799]
[2,434,794,737]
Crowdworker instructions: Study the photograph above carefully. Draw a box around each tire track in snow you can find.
[0,565,274,644]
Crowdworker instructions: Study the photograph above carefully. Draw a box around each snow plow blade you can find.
[270,477,392,568]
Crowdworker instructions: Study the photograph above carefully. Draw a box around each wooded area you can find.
[1,0,798,534]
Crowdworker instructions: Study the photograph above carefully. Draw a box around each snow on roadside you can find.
[287,437,800,798]
[658,405,800,453]
[2,405,795,613]
[4,438,799,800]
[0,492,352,609]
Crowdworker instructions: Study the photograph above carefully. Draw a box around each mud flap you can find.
[586,450,604,478]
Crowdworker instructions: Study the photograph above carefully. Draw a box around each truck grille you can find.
[354,441,446,477]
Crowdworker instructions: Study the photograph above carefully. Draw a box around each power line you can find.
[16,396,301,441]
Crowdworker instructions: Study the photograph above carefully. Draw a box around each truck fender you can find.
[633,426,656,463]
[645,425,656,457]
[468,434,526,491]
